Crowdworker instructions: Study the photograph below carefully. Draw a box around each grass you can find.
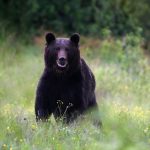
[0,35,150,150]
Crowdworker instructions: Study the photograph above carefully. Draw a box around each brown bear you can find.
[35,33,101,125]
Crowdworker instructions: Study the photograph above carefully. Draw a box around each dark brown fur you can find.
[35,33,101,125]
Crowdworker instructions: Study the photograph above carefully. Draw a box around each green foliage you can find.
[0,0,149,38]
[0,35,150,149]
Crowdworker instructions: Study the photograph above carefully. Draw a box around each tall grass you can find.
[0,35,150,150]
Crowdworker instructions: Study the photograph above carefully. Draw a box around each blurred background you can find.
[0,1,150,150]
[0,0,149,44]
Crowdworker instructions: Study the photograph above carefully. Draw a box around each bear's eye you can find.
[52,47,60,51]
[55,47,60,51]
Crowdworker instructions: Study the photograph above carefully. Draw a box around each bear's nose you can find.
[58,57,66,66]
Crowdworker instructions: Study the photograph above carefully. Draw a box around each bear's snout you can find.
[57,50,68,68]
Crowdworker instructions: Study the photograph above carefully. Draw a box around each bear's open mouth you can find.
[56,59,68,68]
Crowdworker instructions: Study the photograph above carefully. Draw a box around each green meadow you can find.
[0,35,150,150]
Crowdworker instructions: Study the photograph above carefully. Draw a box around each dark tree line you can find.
[0,0,149,39]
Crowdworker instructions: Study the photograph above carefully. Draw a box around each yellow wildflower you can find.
[2,144,7,149]
[7,126,10,130]
[31,124,37,130]
[144,128,149,133]
[124,85,129,91]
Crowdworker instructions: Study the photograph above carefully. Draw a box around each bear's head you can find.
[44,33,80,76]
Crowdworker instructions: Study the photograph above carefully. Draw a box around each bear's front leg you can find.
[35,104,50,121]
[35,77,52,122]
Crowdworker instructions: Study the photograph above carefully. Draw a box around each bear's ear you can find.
[45,32,56,45]
[70,33,80,45]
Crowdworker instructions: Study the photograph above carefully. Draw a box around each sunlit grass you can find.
[0,37,150,150]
